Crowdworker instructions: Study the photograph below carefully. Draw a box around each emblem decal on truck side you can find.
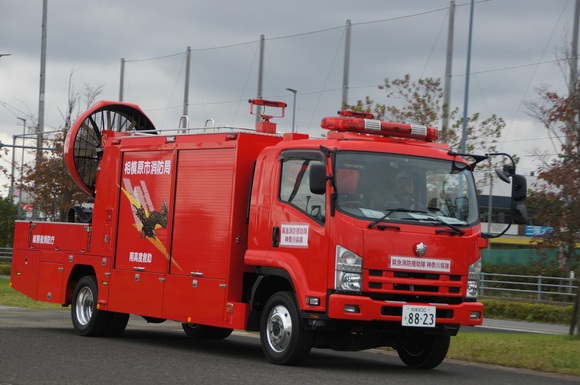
[120,182,181,270]
[134,201,168,239]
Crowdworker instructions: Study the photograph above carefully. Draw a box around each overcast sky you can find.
[0,0,577,192]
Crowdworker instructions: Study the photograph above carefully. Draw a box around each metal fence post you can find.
[537,275,542,302]
[570,279,580,336]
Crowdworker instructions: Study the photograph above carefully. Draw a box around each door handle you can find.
[272,226,280,247]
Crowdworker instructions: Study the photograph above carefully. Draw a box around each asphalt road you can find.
[0,307,578,385]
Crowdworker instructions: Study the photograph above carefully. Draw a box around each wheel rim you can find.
[75,286,94,326]
[266,304,293,353]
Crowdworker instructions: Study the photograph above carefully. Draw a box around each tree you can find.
[21,130,88,221]
[348,74,511,191]
[19,74,103,222]
[0,196,17,247]
[526,84,580,276]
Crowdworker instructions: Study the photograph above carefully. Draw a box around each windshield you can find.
[334,151,479,227]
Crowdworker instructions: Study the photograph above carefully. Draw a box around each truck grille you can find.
[366,269,464,304]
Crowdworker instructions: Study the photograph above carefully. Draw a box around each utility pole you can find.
[119,58,125,101]
[37,0,48,165]
[460,0,475,153]
[567,0,580,148]
[570,0,579,97]
[256,35,265,124]
[442,0,455,133]
[341,20,351,109]
[286,88,297,133]
[183,46,191,119]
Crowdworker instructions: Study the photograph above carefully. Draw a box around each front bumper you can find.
[328,293,484,326]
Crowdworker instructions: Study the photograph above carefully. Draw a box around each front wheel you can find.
[71,275,113,336]
[396,334,450,369]
[260,291,313,366]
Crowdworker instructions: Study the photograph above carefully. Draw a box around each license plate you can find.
[402,305,436,327]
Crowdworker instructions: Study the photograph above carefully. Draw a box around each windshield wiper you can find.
[368,208,465,236]
[425,216,465,236]
[367,208,425,229]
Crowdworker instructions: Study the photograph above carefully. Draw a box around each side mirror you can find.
[512,202,528,224]
[511,174,527,202]
[495,169,510,183]
[309,163,327,195]
[511,174,528,224]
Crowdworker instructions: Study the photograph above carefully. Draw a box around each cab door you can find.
[270,150,329,302]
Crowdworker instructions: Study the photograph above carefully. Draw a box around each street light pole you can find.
[286,88,297,133]
[9,135,17,201]
[17,117,26,219]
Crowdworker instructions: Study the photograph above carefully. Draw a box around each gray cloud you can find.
[0,0,575,181]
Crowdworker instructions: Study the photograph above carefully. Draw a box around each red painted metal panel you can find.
[171,149,235,279]
[37,260,65,304]
[9,249,40,300]
[162,275,226,325]
[29,222,90,252]
[107,270,164,317]
[115,151,174,274]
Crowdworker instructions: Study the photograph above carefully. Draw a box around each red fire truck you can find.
[10,99,527,368]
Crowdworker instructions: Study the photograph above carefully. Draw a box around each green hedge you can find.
[0,264,10,276]
[483,263,573,277]
[482,299,574,324]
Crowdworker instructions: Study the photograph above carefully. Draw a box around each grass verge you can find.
[448,332,580,377]
[0,277,62,309]
[1,277,579,376]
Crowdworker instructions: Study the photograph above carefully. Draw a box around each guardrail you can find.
[0,247,578,304]
[0,247,12,264]
[480,272,578,304]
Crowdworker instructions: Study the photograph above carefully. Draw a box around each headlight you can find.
[335,245,363,292]
[466,258,481,298]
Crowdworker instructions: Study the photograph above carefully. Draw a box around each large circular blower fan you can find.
[65,101,156,195]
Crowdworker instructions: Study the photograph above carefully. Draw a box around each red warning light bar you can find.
[249,98,287,108]
[320,114,439,142]
[249,98,287,119]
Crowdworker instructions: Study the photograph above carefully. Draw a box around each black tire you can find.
[396,334,450,369]
[181,323,233,340]
[106,312,130,337]
[71,275,113,337]
[260,291,313,366]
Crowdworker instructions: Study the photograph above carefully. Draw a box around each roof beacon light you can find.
[338,110,375,119]
[321,111,439,142]
[249,98,288,134]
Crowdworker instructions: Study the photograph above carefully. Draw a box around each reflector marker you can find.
[321,113,440,142]
[364,119,381,131]
[411,124,427,137]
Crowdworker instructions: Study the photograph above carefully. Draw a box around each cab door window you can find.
[279,156,326,223]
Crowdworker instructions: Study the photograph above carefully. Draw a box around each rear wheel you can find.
[181,323,233,340]
[260,291,313,365]
[396,334,450,369]
[71,276,113,336]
